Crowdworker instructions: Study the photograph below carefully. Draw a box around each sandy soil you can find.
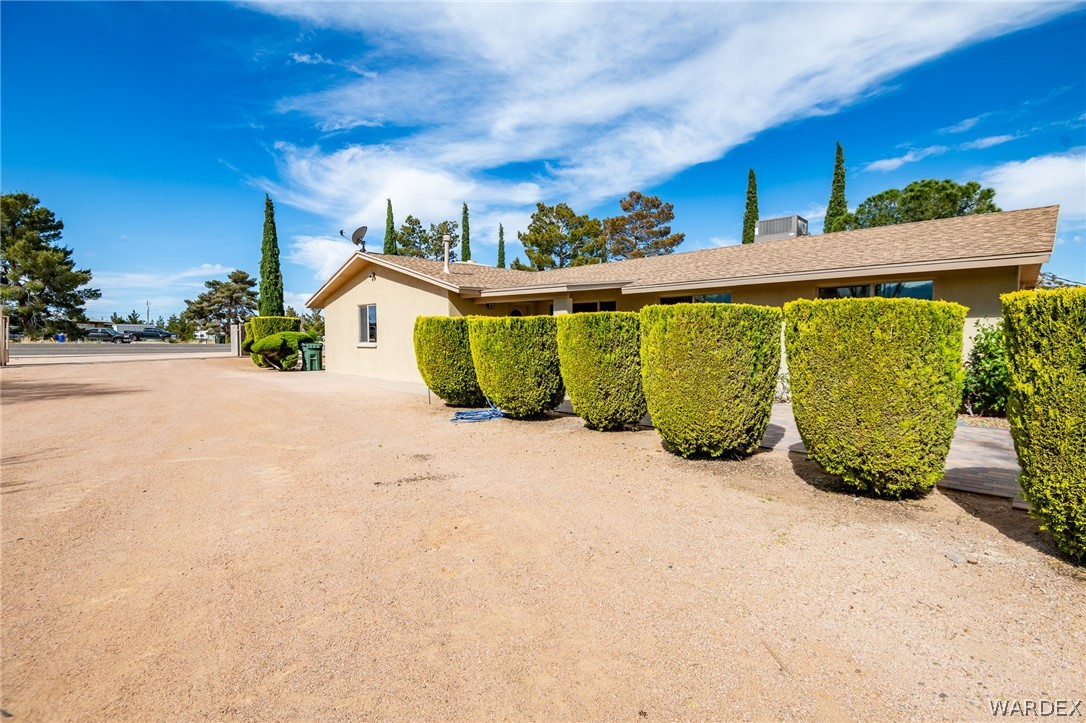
[2,357,1083,721]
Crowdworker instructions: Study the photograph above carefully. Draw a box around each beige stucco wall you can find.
[322,264,458,384]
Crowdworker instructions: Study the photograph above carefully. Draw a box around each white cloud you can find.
[252,2,1067,241]
[287,234,356,281]
[961,134,1019,150]
[864,145,948,172]
[980,150,1086,222]
[85,264,238,319]
[283,291,314,310]
[940,116,982,134]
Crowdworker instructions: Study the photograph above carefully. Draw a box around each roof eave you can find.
[622,252,1053,294]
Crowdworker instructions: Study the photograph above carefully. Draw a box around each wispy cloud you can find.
[864,145,948,172]
[289,52,373,78]
[85,264,235,318]
[940,115,984,134]
[252,2,1069,276]
[980,149,1086,222]
[961,134,1020,150]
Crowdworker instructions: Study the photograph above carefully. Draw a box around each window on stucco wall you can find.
[358,304,377,345]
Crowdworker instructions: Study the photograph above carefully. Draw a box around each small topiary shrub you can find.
[251,331,315,371]
[241,321,254,354]
[248,316,301,367]
[413,316,485,407]
[784,297,966,498]
[468,316,563,418]
[962,321,1010,416]
[1002,287,1086,563]
[640,302,781,457]
[557,312,646,430]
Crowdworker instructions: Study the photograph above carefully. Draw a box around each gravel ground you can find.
[2,357,1083,720]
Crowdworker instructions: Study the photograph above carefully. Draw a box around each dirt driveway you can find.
[2,357,1083,720]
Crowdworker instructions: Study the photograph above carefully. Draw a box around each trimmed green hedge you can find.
[1002,287,1086,562]
[241,321,254,354]
[468,316,563,418]
[249,316,301,367]
[641,303,781,457]
[251,331,315,371]
[413,316,485,407]
[784,298,966,498]
[557,312,646,430]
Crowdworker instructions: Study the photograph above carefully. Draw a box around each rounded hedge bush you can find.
[248,316,301,367]
[468,316,563,419]
[1002,287,1086,563]
[413,316,486,407]
[557,312,646,430]
[640,302,782,457]
[251,331,315,371]
[783,297,966,498]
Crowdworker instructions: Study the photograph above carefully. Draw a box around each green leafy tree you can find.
[602,191,685,260]
[497,223,506,268]
[1038,272,1081,289]
[825,142,848,233]
[962,321,1010,416]
[124,310,142,324]
[110,312,125,324]
[510,256,531,271]
[302,308,325,338]
[182,269,259,335]
[1,193,101,338]
[397,216,460,261]
[259,194,284,316]
[742,169,758,244]
[517,202,604,270]
[165,313,195,340]
[849,179,1000,229]
[383,198,397,255]
[154,315,165,328]
[461,202,471,261]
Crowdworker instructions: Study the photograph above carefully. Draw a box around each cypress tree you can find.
[497,224,506,268]
[461,202,471,261]
[825,142,848,233]
[742,169,758,244]
[259,194,284,316]
[383,199,397,254]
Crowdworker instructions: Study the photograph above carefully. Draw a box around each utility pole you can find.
[146,301,150,323]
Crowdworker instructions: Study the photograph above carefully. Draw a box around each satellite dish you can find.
[351,226,368,245]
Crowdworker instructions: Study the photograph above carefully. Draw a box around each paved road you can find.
[8,342,232,357]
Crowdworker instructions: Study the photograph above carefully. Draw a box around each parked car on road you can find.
[127,327,177,341]
[85,328,132,344]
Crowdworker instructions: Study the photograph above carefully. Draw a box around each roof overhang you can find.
[622,252,1052,294]
[476,281,630,299]
[307,252,465,308]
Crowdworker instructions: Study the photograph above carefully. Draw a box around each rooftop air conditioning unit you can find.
[755,215,809,242]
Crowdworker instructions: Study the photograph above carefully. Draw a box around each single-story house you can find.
[306,205,1058,385]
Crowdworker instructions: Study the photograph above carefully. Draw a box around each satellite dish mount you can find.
[340,226,368,252]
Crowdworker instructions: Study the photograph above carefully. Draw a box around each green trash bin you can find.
[301,342,324,371]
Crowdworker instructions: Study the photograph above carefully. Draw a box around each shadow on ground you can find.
[940,487,1080,566]
[0,378,147,403]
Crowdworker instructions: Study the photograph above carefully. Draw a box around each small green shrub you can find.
[1002,287,1086,563]
[413,316,485,407]
[557,312,646,430]
[784,297,966,498]
[640,302,782,457]
[249,316,301,367]
[468,316,563,418]
[962,321,1010,416]
[241,321,254,354]
[251,331,315,371]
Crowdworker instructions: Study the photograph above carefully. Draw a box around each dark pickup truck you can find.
[128,327,177,341]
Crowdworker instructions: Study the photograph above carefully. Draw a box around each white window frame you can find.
[358,303,377,347]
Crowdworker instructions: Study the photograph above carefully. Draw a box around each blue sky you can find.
[2,2,1084,320]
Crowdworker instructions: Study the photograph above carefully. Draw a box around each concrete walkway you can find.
[761,403,1025,507]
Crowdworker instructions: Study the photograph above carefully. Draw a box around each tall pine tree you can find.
[741,169,758,244]
[259,194,284,316]
[461,202,471,261]
[497,224,506,268]
[825,142,849,233]
[383,199,397,254]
